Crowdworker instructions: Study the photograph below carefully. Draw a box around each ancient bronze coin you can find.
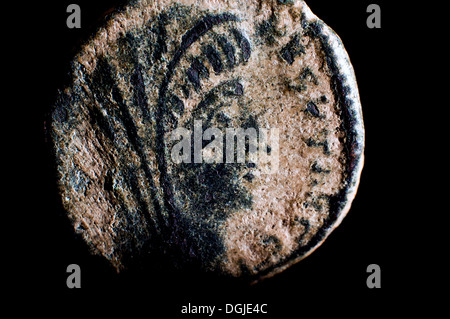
[51,0,364,281]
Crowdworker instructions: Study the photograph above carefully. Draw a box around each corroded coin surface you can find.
[51,0,364,281]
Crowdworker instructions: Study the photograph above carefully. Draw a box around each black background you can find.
[9,0,428,315]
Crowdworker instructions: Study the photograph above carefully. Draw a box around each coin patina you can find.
[51,0,364,281]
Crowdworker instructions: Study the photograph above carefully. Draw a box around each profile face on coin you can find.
[51,0,364,281]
